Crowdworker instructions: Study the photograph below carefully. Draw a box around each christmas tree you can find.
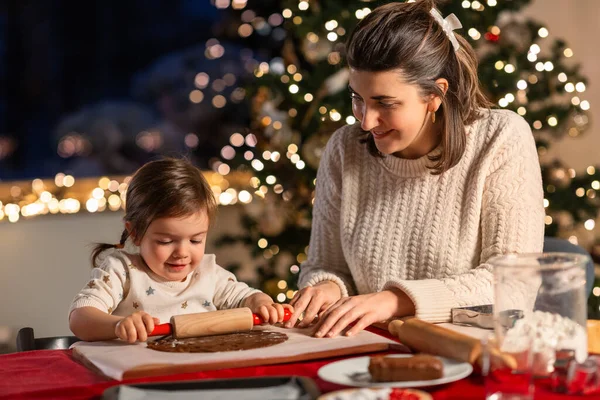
[213,0,599,312]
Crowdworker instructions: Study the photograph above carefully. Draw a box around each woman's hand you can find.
[114,311,160,343]
[311,288,415,338]
[284,281,342,329]
[243,292,293,324]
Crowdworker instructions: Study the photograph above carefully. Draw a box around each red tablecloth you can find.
[1,348,595,400]
[0,326,596,400]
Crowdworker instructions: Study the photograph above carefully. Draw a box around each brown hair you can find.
[91,157,217,267]
[345,0,492,174]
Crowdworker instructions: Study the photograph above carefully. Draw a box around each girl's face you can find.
[349,68,442,159]
[130,210,209,282]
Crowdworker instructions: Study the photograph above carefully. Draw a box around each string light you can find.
[0,171,252,223]
[585,219,596,231]
[258,240,270,253]
[471,1,484,11]
[232,0,247,10]
[298,1,309,11]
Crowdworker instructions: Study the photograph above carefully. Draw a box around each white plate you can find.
[318,388,433,400]
[317,354,473,388]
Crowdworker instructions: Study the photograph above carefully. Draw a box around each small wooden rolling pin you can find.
[149,307,292,339]
[388,318,481,364]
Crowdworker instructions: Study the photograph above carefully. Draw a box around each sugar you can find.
[501,310,588,375]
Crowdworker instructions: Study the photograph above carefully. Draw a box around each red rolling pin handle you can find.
[151,308,292,336]
[151,323,172,336]
[252,307,292,325]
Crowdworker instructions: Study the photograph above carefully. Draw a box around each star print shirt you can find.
[68,249,261,324]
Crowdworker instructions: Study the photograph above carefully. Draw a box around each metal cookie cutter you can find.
[451,304,494,329]
[451,305,524,330]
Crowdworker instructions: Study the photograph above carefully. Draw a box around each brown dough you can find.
[368,354,444,382]
[147,330,288,353]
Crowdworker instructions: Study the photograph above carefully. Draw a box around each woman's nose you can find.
[359,107,379,132]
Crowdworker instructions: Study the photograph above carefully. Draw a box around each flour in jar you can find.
[501,310,587,375]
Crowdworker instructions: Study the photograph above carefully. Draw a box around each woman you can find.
[284,0,544,338]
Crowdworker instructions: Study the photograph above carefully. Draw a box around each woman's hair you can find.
[346,0,492,174]
[91,157,217,267]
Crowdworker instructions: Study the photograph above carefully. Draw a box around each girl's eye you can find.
[157,241,172,245]
[191,240,203,245]
[350,94,363,102]
[380,103,395,108]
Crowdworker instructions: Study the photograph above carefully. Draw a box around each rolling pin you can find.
[388,318,481,364]
[149,307,292,339]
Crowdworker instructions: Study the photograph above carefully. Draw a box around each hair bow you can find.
[430,8,463,52]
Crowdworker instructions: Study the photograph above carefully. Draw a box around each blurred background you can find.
[0,0,279,178]
[1,0,600,348]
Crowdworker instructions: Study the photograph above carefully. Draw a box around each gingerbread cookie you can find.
[368,354,444,382]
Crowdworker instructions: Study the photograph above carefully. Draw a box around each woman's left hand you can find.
[312,288,414,338]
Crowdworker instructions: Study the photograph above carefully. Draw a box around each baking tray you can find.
[102,375,320,400]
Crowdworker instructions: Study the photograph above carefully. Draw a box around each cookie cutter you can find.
[451,304,523,330]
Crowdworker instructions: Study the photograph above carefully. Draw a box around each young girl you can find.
[69,157,289,343]
[285,0,544,337]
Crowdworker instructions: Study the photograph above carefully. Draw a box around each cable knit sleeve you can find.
[298,127,356,297]
[384,114,545,322]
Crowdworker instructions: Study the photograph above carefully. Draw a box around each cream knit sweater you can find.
[298,109,545,322]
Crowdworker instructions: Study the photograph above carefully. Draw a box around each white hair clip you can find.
[430,8,463,52]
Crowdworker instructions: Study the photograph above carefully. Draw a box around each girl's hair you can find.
[91,157,217,267]
[346,0,492,174]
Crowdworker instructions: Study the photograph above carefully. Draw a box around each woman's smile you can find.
[371,129,394,140]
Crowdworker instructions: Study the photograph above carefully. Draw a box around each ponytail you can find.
[90,228,129,268]
[429,35,492,173]
[452,35,492,125]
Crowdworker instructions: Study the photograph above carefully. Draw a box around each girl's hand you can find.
[114,311,160,343]
[285,281,342,329]
[244,292,293,324]
[312,288,415,338]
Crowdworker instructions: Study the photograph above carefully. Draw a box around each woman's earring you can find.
[431,110,436,124]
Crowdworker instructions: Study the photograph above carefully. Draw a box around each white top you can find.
[69,250,260,324]
[299,109,545,322]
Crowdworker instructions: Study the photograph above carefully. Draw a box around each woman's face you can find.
[349,68,442,159]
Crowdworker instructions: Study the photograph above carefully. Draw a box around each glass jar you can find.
[490,252,589,377]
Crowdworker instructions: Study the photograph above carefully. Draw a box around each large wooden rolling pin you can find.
[388,318,481,364]
[149,307,291,339]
